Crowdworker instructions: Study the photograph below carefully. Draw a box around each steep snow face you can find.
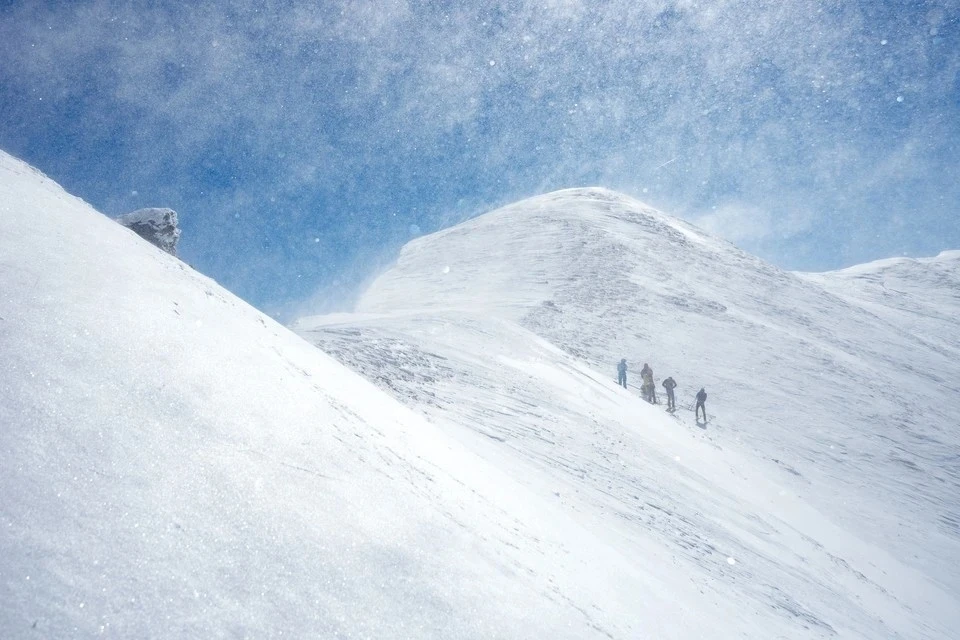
[0,154,687,639]
[298,188,960,638]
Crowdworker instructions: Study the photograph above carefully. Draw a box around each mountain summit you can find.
[358,187,719,319]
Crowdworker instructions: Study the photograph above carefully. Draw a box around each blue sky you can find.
[1,1,957,319]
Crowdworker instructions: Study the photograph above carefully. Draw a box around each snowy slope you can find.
[799,251,960,361]
[296,188,960,638]
[0,153,707,639]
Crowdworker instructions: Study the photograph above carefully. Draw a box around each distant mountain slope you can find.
[0,152,682,639]
[297,188,960,638]
[800,251,960,360]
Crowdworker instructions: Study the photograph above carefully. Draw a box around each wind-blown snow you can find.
[297,188,960,638]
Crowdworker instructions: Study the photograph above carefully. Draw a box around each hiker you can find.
[695,387,707,422]
[662,376,677,411]
[617,358,628,388]
[640,363,656,403]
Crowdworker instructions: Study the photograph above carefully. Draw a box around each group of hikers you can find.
[617,358,708,422]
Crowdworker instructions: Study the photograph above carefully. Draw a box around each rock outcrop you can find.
[116,207,181,255]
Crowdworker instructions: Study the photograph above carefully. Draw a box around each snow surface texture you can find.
[115,207,180,255]
[0,152,683,638]
[297,188,960,638]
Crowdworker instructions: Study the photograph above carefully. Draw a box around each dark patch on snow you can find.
[766,586,836,635]
[772,458,803,477]
[662,293,728,315]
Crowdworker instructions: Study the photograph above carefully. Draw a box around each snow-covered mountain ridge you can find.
[0,152,682,638]
[297,188,960,638]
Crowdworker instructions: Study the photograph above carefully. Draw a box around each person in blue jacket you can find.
[616,358,628,388]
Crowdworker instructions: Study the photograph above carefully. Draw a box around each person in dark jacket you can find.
[695,388,707,422]
[662,376,677,411]
[617,358,628,388]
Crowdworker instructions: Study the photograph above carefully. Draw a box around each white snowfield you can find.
[296,188,960,638]
[1,148,957,639]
